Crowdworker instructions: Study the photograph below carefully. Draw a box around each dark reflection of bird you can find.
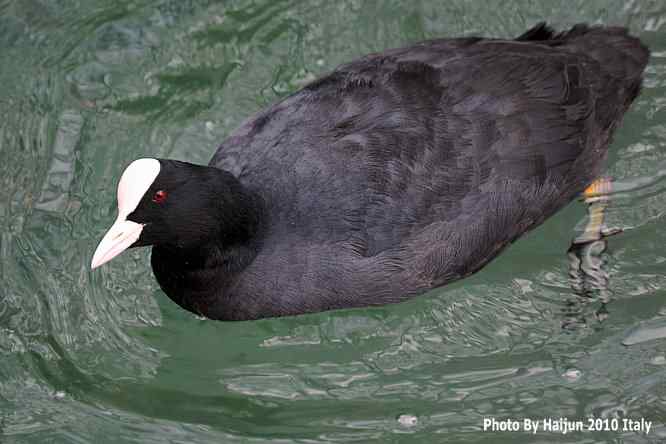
[91,23,649,321]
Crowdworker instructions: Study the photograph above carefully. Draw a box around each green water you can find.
[1,1,666,442]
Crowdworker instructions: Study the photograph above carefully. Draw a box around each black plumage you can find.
[119,23,649,320]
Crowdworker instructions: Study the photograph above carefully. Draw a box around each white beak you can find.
[91,218,144,269]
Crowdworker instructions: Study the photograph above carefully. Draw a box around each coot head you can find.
[91,158,248,268]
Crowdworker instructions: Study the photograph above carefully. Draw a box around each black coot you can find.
[91,23,649,320]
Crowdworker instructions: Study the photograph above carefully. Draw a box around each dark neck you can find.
[150,175,266,318]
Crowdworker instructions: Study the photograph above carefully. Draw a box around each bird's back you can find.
[206,23,648,319]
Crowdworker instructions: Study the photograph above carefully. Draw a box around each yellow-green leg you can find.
[573,177,615,244]
[564,177,615,329]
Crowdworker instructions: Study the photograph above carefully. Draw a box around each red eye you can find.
[152,190,168,204]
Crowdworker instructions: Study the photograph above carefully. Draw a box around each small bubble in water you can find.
[54,391,65,399]
[651,355,666,365]
[562,368,582,381]
[397,414,418,427]
[167,56,184,68]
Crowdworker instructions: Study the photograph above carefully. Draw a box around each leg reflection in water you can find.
[564,178,620,329]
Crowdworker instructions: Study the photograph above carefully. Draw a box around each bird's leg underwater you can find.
[563,178,618,329]
[573,177,620,244]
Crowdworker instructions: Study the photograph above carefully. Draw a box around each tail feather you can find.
[515,22,556,41]
[516,22,649,125]
[516,22,650,83]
